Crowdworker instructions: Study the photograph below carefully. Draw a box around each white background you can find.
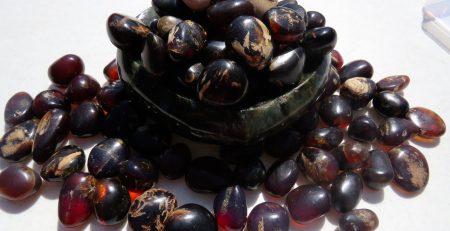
[0,0,449,230]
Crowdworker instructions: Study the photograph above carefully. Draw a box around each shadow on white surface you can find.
[325,208,341,225]
[361,187,384,204]
[41,180,63,200]
[0,192,40,214]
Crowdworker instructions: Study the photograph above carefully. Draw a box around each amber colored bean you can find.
[406,107,446,138]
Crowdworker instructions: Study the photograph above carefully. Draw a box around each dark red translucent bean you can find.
[330,171,363,213]
[265,159,299,197]
[247,202,289,231]
[48,54,84,86]
[297,147,339,184]
[286,184,331,223]
[32,90,68,118]
[213,185,247,231]
[103,59,119,82]
[406,107,446,138]
[65,74,100,103]
[0,164,41,200]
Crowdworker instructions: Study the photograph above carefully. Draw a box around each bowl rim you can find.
[117,49,330,145]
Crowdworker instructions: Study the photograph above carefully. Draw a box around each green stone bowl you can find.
[117,49,330,145]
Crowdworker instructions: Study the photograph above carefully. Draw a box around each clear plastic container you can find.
[422,0,450,52]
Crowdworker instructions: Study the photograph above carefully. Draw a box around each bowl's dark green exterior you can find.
[117,50,330,145]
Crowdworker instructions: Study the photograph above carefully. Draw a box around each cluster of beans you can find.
[0,0,447,231]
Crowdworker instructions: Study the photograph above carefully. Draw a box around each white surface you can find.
[0,0,449,230]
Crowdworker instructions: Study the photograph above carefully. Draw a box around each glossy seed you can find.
[264,47,306,90]
[40,145,85,182]
[376,75,410,92]
[178,62,204,89]
[159,143,191,179]
[182,0,211,11]
[333,140,370,170]
[318,66,341,101]
[330,171,363,213]
[265,159,299,197]
[94,178,131,225]
[165,203,217,231]
[340,77,377,109]
[157,16,183,39]
[32,109,70,164]
[226,16,273,70]
[348,116,379,142]
[378,118,419,146]
[248,0,277,18]
[152,0,193,19]
[213,185,247,231]
[0,164,41,200]
[65,74,101,103]
[141,32,168,77]
[129,124,172,155]
[305,127,343,150]
[137,7,160,28]
[339,60,373,83]
[201,40,228,64]
[264,128,303,158]
[339,209,379,231]
[48,54,85,86]
[319,95,353,128]
[286,184,331,223]
[186,156,233,193]
[0,120,37,162]
[88,138,130,178]
[234,157,266,190]
[263,7,306,43]
[207,0,255,32]
[167,20,207,62]
[297,147,339,184]
[103,59,119,82]
[32,90,68,118]
[197,59,248,106]
[301,26,337,57]
[406,107,446,138]
[279,3,307,22]
[96,80,128,112]
[363,149,394,190]
[70,101,104,137]
[119,158,158,192]
[331,50,344,69]
[306,11,326,30]
[58,172,96,227]
[128,188,177,231]
[4,92,34,125]
[107,13,150,52]
[102,101,145,138]
[373,91,409,117]
[389,145,429,192]
[247,202,289,231]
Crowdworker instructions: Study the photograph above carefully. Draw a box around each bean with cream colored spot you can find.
[340,77,377,109]
[32,109,70,164]
[197,59,248,106]
[0,119,37,162]
[167,20,207,62]
[389,145,429,192]
[40,145,85,182]
[226,16,274,70]
[128,188,177,231]
[339,209,379,231]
